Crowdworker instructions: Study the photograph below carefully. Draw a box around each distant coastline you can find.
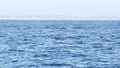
[0,17,120,20]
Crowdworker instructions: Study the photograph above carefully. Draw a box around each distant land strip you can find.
[0,17,120,20]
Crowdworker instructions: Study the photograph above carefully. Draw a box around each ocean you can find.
[0,20,120,68]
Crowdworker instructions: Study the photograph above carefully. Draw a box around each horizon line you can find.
[0,17,120,20]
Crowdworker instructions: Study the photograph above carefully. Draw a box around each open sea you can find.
[0,20,120,68]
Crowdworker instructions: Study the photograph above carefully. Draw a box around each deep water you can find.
[0,20,120,68]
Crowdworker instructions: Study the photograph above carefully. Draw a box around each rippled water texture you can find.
[0,20,120,68]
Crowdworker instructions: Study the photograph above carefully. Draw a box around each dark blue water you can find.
[0,20,120,68]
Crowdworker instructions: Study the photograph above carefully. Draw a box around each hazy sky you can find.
[0,0,120,17]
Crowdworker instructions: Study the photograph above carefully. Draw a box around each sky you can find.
[0,0,120,18]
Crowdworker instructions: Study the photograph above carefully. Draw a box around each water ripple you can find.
[0,20,120,68]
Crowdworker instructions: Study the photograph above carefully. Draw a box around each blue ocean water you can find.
[0,20,120,68]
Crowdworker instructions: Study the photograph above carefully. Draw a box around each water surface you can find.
[0,20,120,68]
